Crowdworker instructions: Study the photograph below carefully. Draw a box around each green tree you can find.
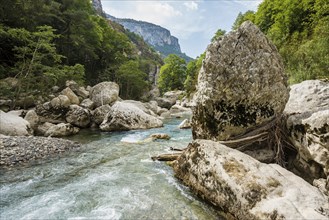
[0,25,84,107]
[115,60,149,100]
[232,11,255,30]
[184,53,205,97]
[211,29,226,42]
[158,54,187,94]
[232,0,329,83]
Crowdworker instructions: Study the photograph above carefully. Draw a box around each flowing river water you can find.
[0,118,222,219]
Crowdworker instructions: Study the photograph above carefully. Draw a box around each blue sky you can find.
[102,0,262,58]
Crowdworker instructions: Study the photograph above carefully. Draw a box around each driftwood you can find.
[151,153,182,161]
[169,147,186,151]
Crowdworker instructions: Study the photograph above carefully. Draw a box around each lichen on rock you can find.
[192,21,289,141]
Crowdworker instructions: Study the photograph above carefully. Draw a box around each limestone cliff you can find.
[107,15,192,62]
[92,0,103,15]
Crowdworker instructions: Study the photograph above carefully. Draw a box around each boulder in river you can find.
[90,81,119,108]
[284,80,329,180]
[45,123,79,137]
[0,110,33,136]
[92,104,111,125]
[100,101,163,131]
[65,104,91,128]
[123,100,157,116]
[174,139,329,220]
[150,133,171,140]
[192,21,289,141]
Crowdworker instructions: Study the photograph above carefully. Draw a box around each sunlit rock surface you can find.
[174,140,329,219]
[192,21,289,141]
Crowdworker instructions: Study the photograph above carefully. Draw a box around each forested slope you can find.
[233,0,329,83]
[0,0,162,105]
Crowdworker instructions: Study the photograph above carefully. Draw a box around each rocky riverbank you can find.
[0,79,192,167]
[173,21,329,219]
[0,135,81,167]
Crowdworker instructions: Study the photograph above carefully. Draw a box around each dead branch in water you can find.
[151,153,182,161]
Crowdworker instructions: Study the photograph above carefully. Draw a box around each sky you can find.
[102,0,263,58]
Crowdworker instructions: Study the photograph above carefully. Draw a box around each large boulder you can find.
[65,105,91,128]
[80,98,94,110]
[35,122,55,136]
[36,97,70,124]
[45,123,79,137]
[192,21,289,141]
[174,140,329,220]
[92,104,111,125]
[24,110,39,130]
[169,104,192,116]
[66,80,89,99]
[155,97,176,109]
[90,81,119,107]
[60,87,80,105]
[284,80,329,179]
[100,102,163,131]
[0,110,33,136]
[122,100,157,116]
[50,95,71,109]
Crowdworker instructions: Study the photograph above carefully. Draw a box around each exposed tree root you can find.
[152,115,295,166]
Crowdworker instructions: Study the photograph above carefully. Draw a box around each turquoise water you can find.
[0,118,221,219]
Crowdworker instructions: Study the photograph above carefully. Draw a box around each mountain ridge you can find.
[107,14,193,62]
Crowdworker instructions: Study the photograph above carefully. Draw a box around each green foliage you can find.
[0,25,85,103]
[184,53,205,97]
[0,0,162,107]
[232,11,255,30]
[232,0,329,83]
[211,29,226,42]
[158,54,187,94]
[115,61,149,100]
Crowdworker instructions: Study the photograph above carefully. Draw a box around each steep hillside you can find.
[107,15,193,62]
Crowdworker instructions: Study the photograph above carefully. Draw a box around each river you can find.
[0,118,221,219]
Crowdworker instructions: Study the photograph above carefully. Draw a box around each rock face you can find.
[0,136,80,166]
[90,82,119,108]
[0,110,33,136]
[284,80,329,179]
[174,140,329,220]
[192,21,289,141]
[100,102,163,131]
[91,0,103,15]
[107,15,192,61]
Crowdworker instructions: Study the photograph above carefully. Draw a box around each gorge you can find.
[1,0,328,219]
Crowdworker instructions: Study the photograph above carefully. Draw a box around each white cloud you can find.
[101,0,263,58]
[103,1,182,26]
[134,2,182,24]
[184,1,198,11]
[233,0,263,11]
